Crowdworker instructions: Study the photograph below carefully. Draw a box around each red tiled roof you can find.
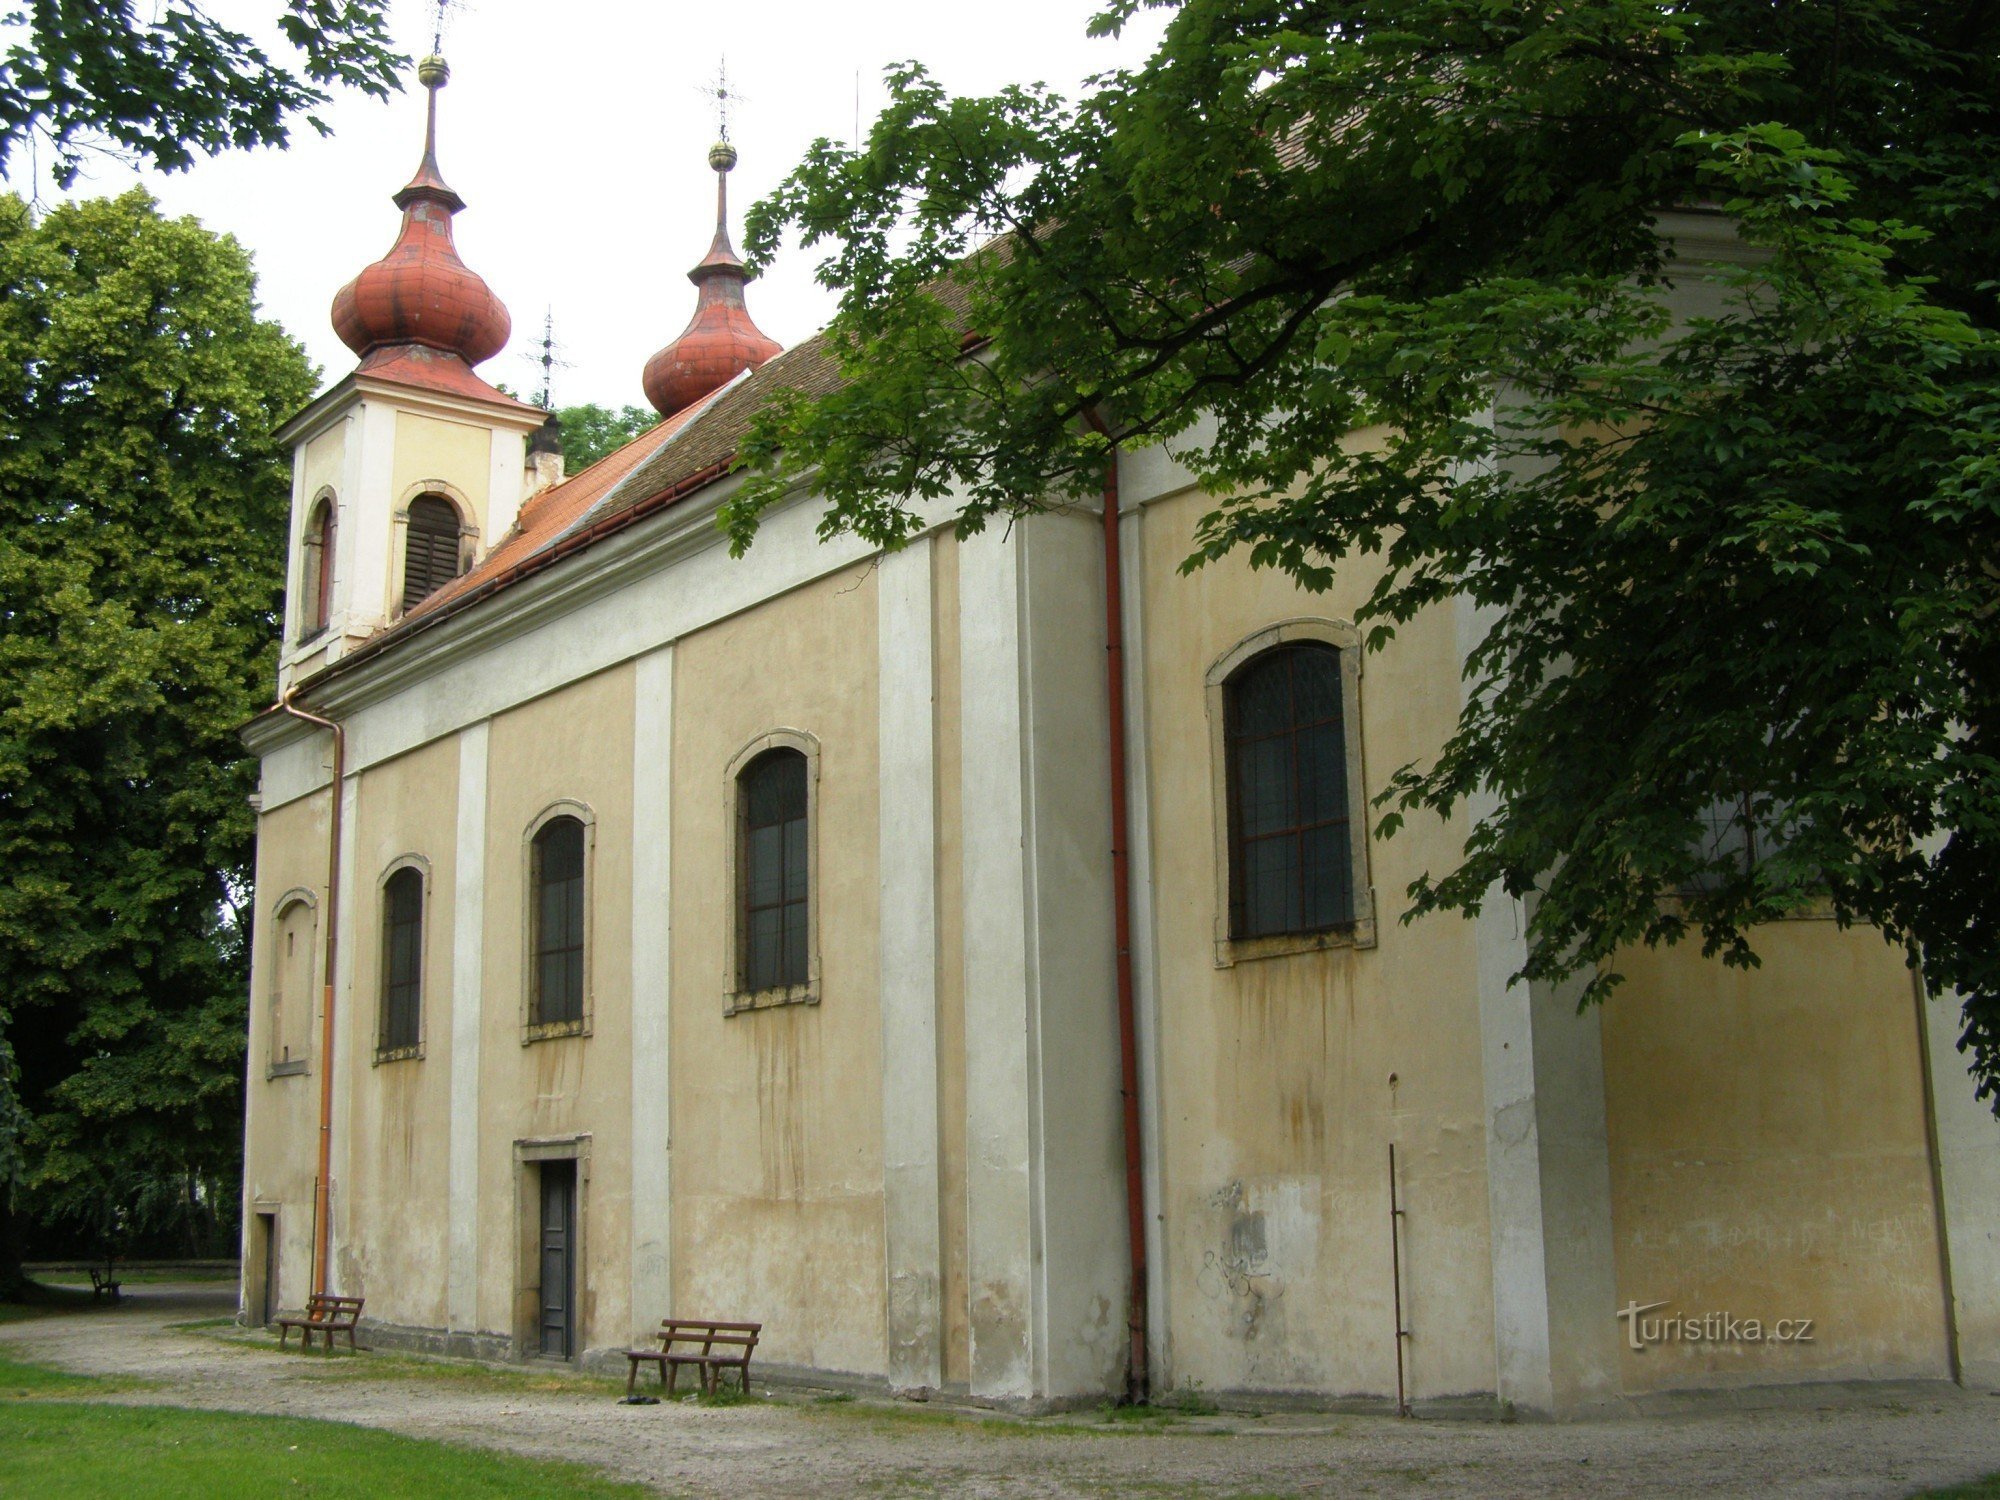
[300,265,980,691]
[355,345,539,410]
[396,399,703,624]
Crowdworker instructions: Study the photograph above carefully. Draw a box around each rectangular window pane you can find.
[783,818,807,903]
[782,899,807,988]
[747,906,784,992]
[1234,666,1293,737]
[1241,834,1301,938]
[1296,722,1348,827]
[1292,650,1342,724]
[562,875,584,953]
[1237,737,1295,837]
[563,952,584,1021]
[746,825,785,908]
[536,954,564,1022]
[1301,823,1352,930]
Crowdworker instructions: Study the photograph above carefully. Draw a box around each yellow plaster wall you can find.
[1603,923,1952,1391]
[300,423,345,515]
[389,409,493,590]
[669,565,888,1377]
[333,736,460,1330]
[475,666,638,1357]
[243,788,333,1318]
[1137,483,1497,1401]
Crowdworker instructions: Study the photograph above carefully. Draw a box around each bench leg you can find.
[626,1361,638,1398]
[665,1362,679,1397]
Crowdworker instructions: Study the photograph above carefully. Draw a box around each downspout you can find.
[278,687,345,1301]
[1085,407,1150,1405]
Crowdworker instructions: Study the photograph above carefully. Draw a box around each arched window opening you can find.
[531,816,587,1026]
[379,866,424,1055]
[402,494,463,612]
[301,496,336,636]
[271,896,317,1072]
[1225,643,1353,939]
[739,748,809,993]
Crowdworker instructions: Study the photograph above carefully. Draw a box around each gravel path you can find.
[5,1284,1999,1498]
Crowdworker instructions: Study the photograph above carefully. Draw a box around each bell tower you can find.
[275,54,546,690]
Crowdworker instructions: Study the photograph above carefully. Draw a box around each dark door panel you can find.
[539,1162,575,1358]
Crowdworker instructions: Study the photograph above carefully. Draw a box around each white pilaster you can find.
[630,646,676,1335]
[446,722,488,1336]
[1460,592,1621,1414]
[1920,982,2000,1389]
[958,523,1038,1399]
[329,770,360,1293]
[878,541,944,1392]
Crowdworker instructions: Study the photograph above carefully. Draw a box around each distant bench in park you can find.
[277,1293,365,1352]
[86,1263,121,1302]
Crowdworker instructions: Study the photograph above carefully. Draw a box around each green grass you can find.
[39,1266,240,1286]
[0,1280,104,1323]
[0,1402,655,1499]
[0,1350,106,1397]
[1914,1478,2000,1499]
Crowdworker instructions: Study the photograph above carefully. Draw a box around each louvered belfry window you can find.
[380,866,423,1053]
[531,817,586,1026]
[402,495,462,611]
[1225,643,1353,939]
[740,749,809,992]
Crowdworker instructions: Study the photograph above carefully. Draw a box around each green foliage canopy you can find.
[553,403,659,474]
[0,189,312,1269]
[733,2,2000,1106]
[0,0,402,187]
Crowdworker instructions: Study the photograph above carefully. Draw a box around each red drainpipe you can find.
[277,687,345,1300]
[1086,409,1150,1405]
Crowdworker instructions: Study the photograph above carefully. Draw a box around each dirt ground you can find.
[5,1284,1999,1499]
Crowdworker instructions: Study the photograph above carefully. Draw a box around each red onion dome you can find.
[642,141,782,416]
[331,56,511,368]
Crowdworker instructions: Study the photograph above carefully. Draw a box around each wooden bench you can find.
[625,1319,760,1398]
[87,1264,121,1303]
[277,1293,365,1352]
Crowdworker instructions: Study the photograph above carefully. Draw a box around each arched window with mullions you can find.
[401,494,464,612]
[530,815,587,1028]
[1225,642,1355,940]
[300,494,336,637]
[378,864,425,1058]
[739,747,810,994]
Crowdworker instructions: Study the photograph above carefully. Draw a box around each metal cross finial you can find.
[520,308,573,411]
[697,57,742,142]
[430,0,470,54]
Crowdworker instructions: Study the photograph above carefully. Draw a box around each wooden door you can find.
[538,1162,575,1358]
[257,1212,278,1325]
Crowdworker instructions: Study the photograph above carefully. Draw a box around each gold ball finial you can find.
[417,54,450,89]
[709,140,738,173]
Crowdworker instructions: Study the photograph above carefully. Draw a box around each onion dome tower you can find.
[641,141,782,416]
[332,54,512,368]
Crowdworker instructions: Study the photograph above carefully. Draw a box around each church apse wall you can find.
[1603,925,1953,1391]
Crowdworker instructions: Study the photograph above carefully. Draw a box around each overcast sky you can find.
[21,0,1168,409]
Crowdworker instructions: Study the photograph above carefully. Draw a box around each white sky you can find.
[19,0,1168,409]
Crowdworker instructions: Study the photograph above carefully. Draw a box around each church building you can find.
[238,55,2000,1413]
